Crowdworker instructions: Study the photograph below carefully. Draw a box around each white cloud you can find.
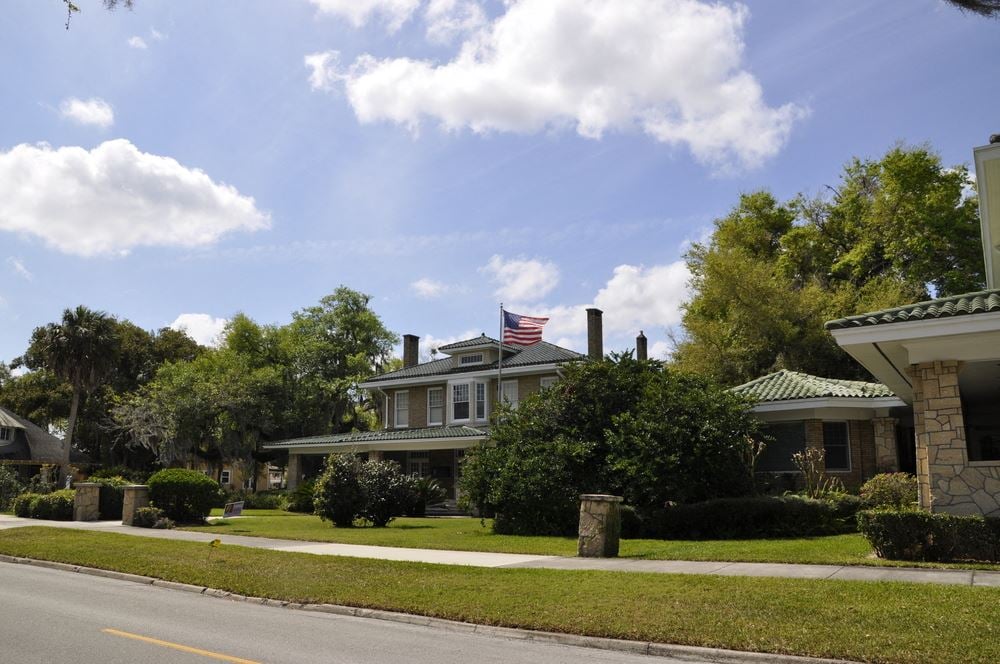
[320,0,806,170]
[593,262,690,333]
[150,29,166,41]
[170,314,228,347]
[6,257,33,281]
[410,277,458,299]
[425,0,486,43]
[127,36,148,49]
[481,254,559,302]
[59,97,115,128]
[309,0,420,32]
[648,340,672,360]
[305,51,343,91]
[419,330,479,361]
[0,140,270,257]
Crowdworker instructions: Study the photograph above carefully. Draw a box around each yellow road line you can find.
[101,628,261,663]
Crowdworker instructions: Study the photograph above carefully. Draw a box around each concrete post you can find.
[72,483,100,521]
[121,485,150,526]
[577,494,623,558]
[286,453,302,490]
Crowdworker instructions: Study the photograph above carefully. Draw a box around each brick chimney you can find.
[636,330,647,361]
[586,308,603,360]
[402,334,419,368]
[975,135,1000,289]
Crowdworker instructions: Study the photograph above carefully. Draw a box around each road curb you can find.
[0,555,856,664]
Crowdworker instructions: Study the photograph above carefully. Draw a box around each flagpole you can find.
[497,303,504,404]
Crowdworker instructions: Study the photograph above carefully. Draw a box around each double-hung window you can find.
[394,390,409,428]
[540,376,558,391]
[427,388,444,426]
[475,382,487,419]
[501,380,519,408]
[758,422,805,472]
[822,422,851,471]
[0,427,11,442]
[220,469,231,485]
[452,383,470,421]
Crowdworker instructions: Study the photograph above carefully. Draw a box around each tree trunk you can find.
[62,386,81,483]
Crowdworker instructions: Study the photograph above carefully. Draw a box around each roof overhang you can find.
[751,396,907,413]
[360,362,564,389]
[830,311,1000,403]
[262,435,487,454]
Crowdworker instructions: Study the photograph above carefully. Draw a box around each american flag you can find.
[502,309,549,345]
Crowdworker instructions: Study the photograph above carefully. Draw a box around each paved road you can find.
[0,562,699,664]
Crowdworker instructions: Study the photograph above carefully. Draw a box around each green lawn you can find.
[0,527,997,664]
[192,510,1000,570]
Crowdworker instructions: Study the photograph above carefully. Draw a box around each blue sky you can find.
[1,0,997,364]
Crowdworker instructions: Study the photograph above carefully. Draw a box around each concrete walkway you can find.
[2,514,999,587]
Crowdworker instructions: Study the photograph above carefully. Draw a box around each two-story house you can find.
[262,309,613,502]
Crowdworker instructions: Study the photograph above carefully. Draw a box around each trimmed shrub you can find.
[825,493,865,522]
[12,493,40,518]
[860,473,918,510]
[133,506,167,528]
[646,495,852,539]
[359,460,411,527]
[148,469,220,523]
[285,480,316,513]
[314,454,366,527]
[89,476,128,520]
[0,465,23,511]
[223,488,286,510]
[91,466,151,485]
[857,509,1000,562]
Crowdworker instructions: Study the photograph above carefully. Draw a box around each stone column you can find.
[368,450,384,461]
[873,417,900,473]
[121,485,150,526]
[578,494,623,558]
[72,483,100,521]
[286,453,302,490]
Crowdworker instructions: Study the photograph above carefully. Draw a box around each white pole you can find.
[497,303,504,404]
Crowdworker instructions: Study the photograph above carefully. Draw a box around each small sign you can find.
[223,501,244,518]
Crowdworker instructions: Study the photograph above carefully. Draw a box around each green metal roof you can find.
[825,289,1000,330]
[362,339,583,384]
[732,370,896,402]
[261,425,488,449]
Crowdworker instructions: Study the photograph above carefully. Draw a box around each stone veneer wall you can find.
[873,417,899,473]
[910,360,1000,516]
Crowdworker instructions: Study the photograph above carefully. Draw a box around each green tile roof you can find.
[825,289,1000,330]
[362,339,583,384]
[437,334,520,353]
[261,425,487,449]
[732,370,896,402]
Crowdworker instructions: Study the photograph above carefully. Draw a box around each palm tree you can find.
[20,306,119,479]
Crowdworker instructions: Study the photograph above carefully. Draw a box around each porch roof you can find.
[261,425,488,450]
[825,289,1000,330]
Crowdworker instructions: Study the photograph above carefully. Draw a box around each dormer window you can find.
[459,353,484,366]
[0,427,10,441]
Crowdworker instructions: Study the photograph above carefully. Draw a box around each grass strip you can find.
[194,512,1000,571]
[1,527,998,664]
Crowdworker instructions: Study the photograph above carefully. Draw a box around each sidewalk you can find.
[2,514,998,587]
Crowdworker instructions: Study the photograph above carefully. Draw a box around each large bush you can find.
[858,509,1000,562]
[314,454,367,527]
[0,465,22,511]
[223,488,286,510]
[12,490,75,520]
[647,495,854,539]
[459,355,761,535]
[406,477,447,517]
[285,480,316,513]
[147,468,220,523]
[359,460,413,527]
[860,473,917,509]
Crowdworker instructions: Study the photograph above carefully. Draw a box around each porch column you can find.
[286,453,302,491]
[368,450,384,461]
[873,417,900,473]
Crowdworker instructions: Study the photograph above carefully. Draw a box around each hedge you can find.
[643,495,859,539]
[11,490,75,521]
[148,469,220,523]
[857,509,1000,562]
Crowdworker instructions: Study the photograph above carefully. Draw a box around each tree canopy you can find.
[674,145,983,386]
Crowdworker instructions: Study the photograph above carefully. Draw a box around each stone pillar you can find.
[368,450,384,461]
[577,494,623,558]
[73,483,100,521]
[908,360,1000,516]
[286,453,302,490]
[121,485,150,526]
[873,417,900,473]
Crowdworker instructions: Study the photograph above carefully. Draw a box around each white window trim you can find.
[501,380,519,407]
[0,427,11,441]
[540,376,558,390]
[427,387,444,426]
[220,470,231,485]
[822,420,852,473]
[394,390,410,428]
[459,353,485,365]
[475,381,488,421]
[450,382,471,424]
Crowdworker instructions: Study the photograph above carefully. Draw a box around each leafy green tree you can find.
[17,306,119,477]
[675,145,983,385]
[0,369,72,431]
[944,0,1000,18]
[460,355,760,535]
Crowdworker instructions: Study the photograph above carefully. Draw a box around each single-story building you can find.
[0,406,88,481]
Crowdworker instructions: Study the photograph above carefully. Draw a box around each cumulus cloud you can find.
[6,257,33,281]
[59,97,115,128]
[481,254,559,302]
[127,36,148,49]
[411,277,464,299]
[309,0,420,31]
[0,140,270,257]
[314,0,806,170]
[419,330,479,361]
[305,51,343,91]
[425,0,486,43]
[170,313,228,347]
